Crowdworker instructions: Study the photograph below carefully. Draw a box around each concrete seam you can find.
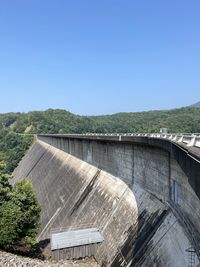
[70,169,101,216]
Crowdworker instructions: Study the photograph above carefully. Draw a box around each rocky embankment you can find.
[0,251,99,267]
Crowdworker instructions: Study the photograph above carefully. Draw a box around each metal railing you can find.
[48,133,200,148]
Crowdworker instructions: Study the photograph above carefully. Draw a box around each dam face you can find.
[13,135,200,266]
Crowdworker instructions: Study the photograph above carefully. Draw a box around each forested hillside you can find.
[190,101,200,108]
[0,130,33,174]
[0,106,200,174]
[1,107,200,134]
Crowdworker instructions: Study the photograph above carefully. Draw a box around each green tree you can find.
[0,177,41,248]
[11,179,41,240]
[0,201,22,246]
[0,173,12,204]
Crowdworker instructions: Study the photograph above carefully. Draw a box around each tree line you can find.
[1,107,200,135]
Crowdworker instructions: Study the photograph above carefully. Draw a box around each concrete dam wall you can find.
[13,135,200,266]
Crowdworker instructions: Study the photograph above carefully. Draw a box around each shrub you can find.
[0,175,41,249]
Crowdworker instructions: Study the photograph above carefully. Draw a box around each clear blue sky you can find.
[0,0,200,115]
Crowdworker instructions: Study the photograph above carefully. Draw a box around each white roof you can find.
[51,228,104,250]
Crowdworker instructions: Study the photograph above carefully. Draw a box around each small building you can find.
[51,228,104,260]
[160,128,168,134]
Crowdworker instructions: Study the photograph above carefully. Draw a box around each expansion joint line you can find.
[70,169,101,216]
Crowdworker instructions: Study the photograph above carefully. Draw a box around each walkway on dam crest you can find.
[38,132,200,154]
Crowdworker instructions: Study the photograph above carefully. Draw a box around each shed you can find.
[51,228,104,260]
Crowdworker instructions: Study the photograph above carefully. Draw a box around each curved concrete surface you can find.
[13,140,138,265]
[13,137,200,266]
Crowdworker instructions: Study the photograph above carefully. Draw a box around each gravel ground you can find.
[0,251,99,267]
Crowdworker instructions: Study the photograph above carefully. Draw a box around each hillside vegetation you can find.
[190,101,200,108]
[1,107,200,135]
[0,130,33,175]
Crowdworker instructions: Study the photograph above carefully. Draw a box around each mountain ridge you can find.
[190,101,200,108]
[0,105,200,134]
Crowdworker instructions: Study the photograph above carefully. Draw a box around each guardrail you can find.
[48,133,200,149]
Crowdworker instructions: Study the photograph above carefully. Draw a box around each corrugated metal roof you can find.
[51,228,104,250]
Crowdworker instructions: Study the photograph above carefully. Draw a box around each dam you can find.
[12,133,200,266]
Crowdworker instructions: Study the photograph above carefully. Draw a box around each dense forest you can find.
[0,106,200,173]
[0,130,33,175]
[1,106,200,135]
